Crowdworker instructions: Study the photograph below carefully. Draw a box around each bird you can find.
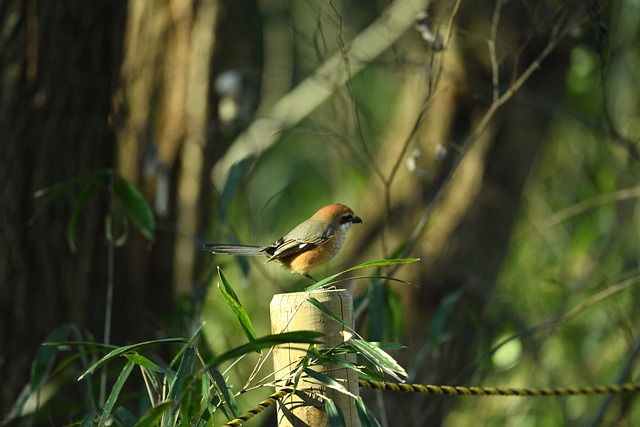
[203,203,362,281]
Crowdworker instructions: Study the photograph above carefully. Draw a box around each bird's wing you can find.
[262,230,334,261]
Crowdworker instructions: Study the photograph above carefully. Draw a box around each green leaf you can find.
[368,280,385,341]
[79,338,188,380]
[325,399,346,427]
[209,367,240,419]
[305,258,419,293]
[2,325,88,425]
[169,345,195,400]
[133,401,174,427]
[307,297,356,334]
[354,397,381,427]
[67,180,101,252]
[303,368,356,399]
[217,268,258,345]
[99,360,135,425]
[209,331,323,368]
[218,155,254,219]
[113,174,155,241]
[31,169,109,224]
[114,406,138,426]
[125,354,164,373]
[348,338,407,381]
[80,411,99,427]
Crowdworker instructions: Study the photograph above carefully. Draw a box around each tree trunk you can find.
[0,0,126,413]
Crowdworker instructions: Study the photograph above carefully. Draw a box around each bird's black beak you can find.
[352,215,362,224]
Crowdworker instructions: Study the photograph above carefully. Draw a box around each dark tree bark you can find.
[0,0,126,414]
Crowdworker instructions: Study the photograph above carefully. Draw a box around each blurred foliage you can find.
[446,30,640,425]
[7,0,640,425]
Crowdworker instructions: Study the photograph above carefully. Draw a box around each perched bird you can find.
[203,203,362,281]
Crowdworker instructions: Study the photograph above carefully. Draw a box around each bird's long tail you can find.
[202,244,265,256]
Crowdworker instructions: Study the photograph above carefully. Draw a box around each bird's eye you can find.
[340,214,353,224]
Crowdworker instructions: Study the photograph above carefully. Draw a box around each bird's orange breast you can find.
[279,229,347,275]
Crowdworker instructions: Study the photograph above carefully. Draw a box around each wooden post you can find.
[270,289,360,427]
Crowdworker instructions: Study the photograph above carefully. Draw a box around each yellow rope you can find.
[358,379,640,397]
[222,380,640,426]
[223,388,293,426]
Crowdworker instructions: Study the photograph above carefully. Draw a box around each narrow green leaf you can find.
[209,331,323,367]
[200,374,215,422]
[368,281,385,341]
[209,367,240,419]
[325,399,346,427]
[349,338,407,381]
[99,360,135,425]
[168,345,195,400]
[113,174,155,241]
[125,354,164,373]
[67,180,101,252]
[429,290,462,346]
[79,338,188,380]
[133,401,174,427]
[303,368,356,399]
[217,268,258,344]
[218,155,254,219]
[305,258,420,292]
[307,298,355,333]
[31,169,109,225]
[31,324,73,390]
[80,410,99,427]
[114,406,138,426]
[354,397,381,427]
[344,258,420,271]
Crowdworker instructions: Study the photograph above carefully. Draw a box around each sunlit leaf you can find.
[125,354,164,373]
[306,297,355,333]
[303,368,356,399]
[305,258,419,293]
[348,338,407,381]
[217,267,258,345]
[209,331,323,367]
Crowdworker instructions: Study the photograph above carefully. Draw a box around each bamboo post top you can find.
[270,289,360,427]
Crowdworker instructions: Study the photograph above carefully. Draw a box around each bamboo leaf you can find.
[78,338,188,380]
[209,367,240,419]
[133,401,174,427]
[325,399,346,427]
[303,368,356,399]
[168,345,195,401]
[99,360,135,425]
[209,331,323,367]
[67,180,101,252]
[349,338,407,381]
[113,174,155,241]
[125,354,164,373]
[354,397,381,427]
[306,258,419,292]
[217,268,258,344]
[307,297,355,333]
